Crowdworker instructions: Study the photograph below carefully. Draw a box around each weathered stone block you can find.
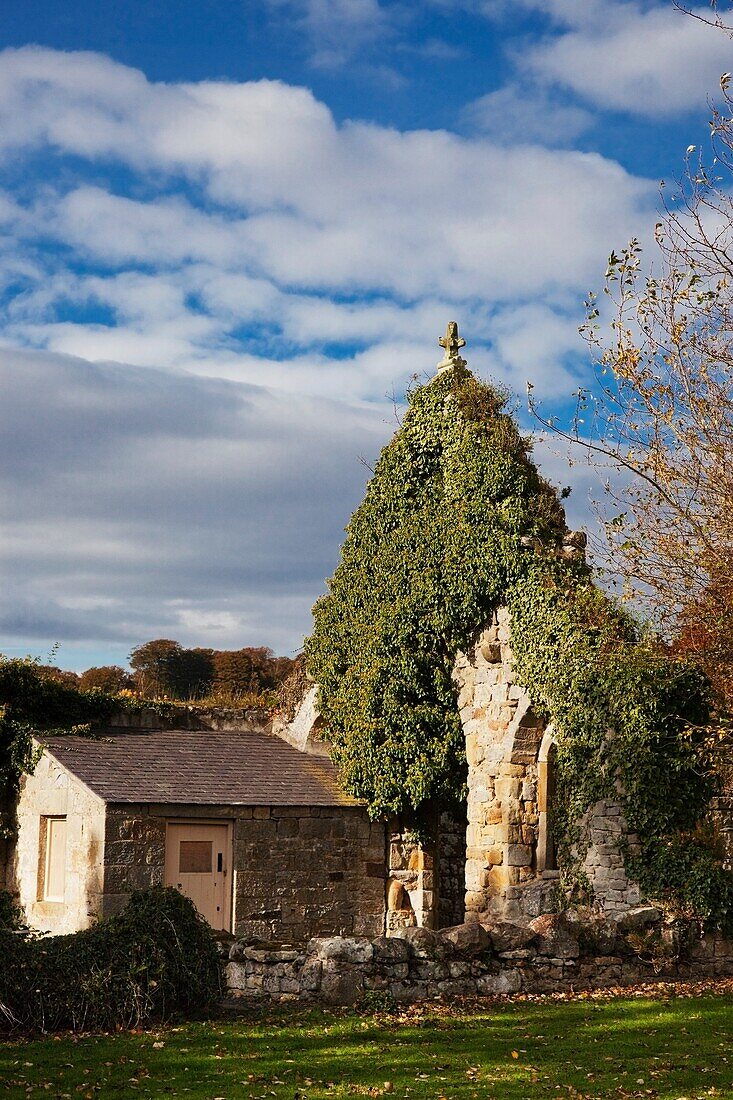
[243,944,300,963]
[308,936,374,964]
[521,779,537,802]
[529,914,580,959]
[321,968,364,1005]
[465,889,488,910]
[372,936,410,963]
[476,968,522,994]
[506,843,532,867]
[299,818,338,839]
[613,906,661,933]
[392,926,444,958]
[440,922,492,955]
[226,961,248,990]
[483,921,539,953]
[104,841,137,865]
[294,959,316,994]
[262,971,283,993]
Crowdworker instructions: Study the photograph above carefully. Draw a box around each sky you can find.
[0,0,730,671]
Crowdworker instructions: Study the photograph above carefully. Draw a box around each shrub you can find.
[0,887,222,1033]
[0,889,26,932]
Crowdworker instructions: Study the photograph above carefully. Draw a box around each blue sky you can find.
[0,0,730,670]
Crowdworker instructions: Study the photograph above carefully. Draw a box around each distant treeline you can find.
[38,639,295,702]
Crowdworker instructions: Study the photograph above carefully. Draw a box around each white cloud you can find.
[486,301,587,392]
[266,0,393,68]
[53,188,249,269]
[0,346,389,656]
[0,46,658,656]
[462,84,593,144]
[0,48,653,305]
[175,607,248,640]
[518,2,733,117]
[0,46,657,416]
[501,0,612,28]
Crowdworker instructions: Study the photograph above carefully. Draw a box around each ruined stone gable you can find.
[282,604,644,931]
[456,609,641,924]
[298,321,733,935]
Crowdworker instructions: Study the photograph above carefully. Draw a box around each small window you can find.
[179,840,212,873]
[42,816,67,902]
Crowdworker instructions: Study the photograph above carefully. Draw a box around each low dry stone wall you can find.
[224,909,733,1005]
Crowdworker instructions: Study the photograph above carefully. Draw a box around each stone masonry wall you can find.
[231,806,385,941]
[580,800,642,912]
[455,611,556,923]
[437,809,468,929]
[385,811,466,933]
[103,802,386,941]
[385,820,432,932]
[102,805,167,914]
[225,910,733,1005]
[455,609,642,921]
[12,750,106,935]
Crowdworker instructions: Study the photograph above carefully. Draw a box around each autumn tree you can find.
[177,648,215,698]
[129,639,293,700]
[79,665,133,693]
[531,67,733,703]
[212,647,293,699]
[129,639,185,698]
[37,665,80,688]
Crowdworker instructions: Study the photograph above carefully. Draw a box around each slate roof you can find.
[40,727,360,807]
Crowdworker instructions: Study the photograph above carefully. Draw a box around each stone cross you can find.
[437,320,467,372]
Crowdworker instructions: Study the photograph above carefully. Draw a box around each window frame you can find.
[39,815,67,903]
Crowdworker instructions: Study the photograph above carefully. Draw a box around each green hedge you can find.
[0,887,222,1033]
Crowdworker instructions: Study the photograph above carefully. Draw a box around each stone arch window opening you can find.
[537,728,559,874]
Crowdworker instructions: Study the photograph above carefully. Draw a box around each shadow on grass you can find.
[1,995,732,1098]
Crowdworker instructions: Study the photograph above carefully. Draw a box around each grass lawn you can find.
[2,990,733,1099]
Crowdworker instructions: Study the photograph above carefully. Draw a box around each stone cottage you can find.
[9,720,385,939]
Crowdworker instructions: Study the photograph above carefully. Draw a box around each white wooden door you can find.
[164,822,231,931]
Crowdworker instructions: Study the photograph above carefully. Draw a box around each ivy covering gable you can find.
[306,362,733,928]
[307,367,568,817]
